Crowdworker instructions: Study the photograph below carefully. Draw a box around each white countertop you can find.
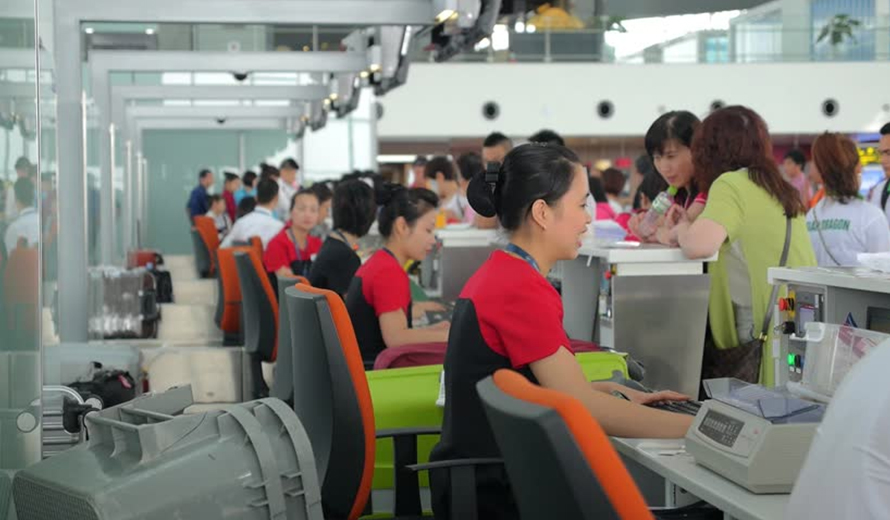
[578,242,717,264]
[436,227,502,247]
[612,438,788,520]
[769,266,890,295]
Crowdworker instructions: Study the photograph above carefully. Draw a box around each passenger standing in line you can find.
[4,177,39,253]
[186,169,214,221]
[276,158,300,220]
[220,178,283,249]
[602,167,627,215]
[222,172,241,222]
[806,132,890,266]
[234,170,257,207]
[456,152,484,225]
[629,111,706,244]
[309,182,334,239]
[867,122,890,225]
[783,149,812,208]
[5,157,35,221]
[668,106,816,386]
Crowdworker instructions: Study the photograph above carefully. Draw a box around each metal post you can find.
[108,122,117,260]
[544,26,552,62]
[95,72,113,265]
[54,5,89,341]
[124,139,132,255]
[238,131,246,172]
[141,156,149,248]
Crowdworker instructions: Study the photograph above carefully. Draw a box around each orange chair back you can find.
[193,216,220,275]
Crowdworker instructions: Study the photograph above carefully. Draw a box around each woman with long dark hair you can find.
[668,106,816,386]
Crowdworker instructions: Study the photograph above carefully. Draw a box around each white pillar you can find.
[877,0,890,60]
[781,0,811,62]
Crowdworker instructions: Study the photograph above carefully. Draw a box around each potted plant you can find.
[816,14,861,60]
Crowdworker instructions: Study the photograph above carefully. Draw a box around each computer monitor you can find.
[13,386,323,520]
[866,306,890,335]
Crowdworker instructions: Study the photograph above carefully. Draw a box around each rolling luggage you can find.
[88,267,161,339]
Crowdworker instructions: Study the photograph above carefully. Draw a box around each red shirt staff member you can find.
[429,143,693,520]
[263,188,322,278]
[344,185,449,369]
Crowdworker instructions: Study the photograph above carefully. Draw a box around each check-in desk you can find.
[561,244,715,397]
[768,266,890,387]
[419,227,502,301]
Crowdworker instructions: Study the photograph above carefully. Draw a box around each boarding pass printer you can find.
[685,379,824,494]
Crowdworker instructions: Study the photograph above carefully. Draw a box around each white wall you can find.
[377,62,890,138]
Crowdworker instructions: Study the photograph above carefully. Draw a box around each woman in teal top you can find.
[668,106,816,387]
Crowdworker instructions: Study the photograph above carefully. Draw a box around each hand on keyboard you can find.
[621,387,691,406]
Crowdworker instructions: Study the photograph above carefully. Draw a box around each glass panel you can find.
[0,0,43,490]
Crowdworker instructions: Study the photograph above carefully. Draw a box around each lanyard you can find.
[505,243,540,273]
[288,229,306,262]
[334,230,358,251]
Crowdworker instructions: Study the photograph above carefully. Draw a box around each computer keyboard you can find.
[648,400,702,416]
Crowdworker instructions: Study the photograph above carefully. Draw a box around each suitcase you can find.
[127,249,164,269]
[88,267,161,339]
[150,267,174,303]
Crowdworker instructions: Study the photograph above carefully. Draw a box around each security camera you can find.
[215,117,227,125]
[232,72,249,82]
[821,99,839,118]
[597,100,615,119]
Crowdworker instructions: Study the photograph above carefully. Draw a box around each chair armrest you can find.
[375,426,441,439]
[406,458,502,472]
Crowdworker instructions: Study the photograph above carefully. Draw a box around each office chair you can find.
[189,228,213,278]
[215,246,251,346]
[286,284,493,520]
[478,370,718,520]
[193,216,220,277]
[249,235,263,260]
[270,274,309,404]
[234,250,278,399]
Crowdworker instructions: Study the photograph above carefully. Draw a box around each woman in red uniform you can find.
[430,143,694,519]
[263,188,322,279]
[345,185,449,368]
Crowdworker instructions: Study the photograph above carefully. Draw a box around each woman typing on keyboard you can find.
[429,143,694,520]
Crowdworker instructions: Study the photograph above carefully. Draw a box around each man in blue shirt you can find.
[187,169,215,222]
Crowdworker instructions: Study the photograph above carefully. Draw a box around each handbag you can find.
[702,217,792,384]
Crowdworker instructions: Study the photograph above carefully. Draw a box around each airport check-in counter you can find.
[768,266,890,387]
[419,227,503,301]
[561,244,716,397]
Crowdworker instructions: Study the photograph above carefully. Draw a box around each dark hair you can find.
[256,178,280,205]
[692,105,805,217]
[259,163,279,181]
[376,184,439,238]
[14,177,34,207]
[242,170,257,188]
[468,143,581,231]
[224,172,239,183]
[636,171,669,208]
[602,168,626,196]
[634,154,655,177]
[483,132,513,150]
[289,187,318,211]
[413,156,428,167]
[198,169,213,181]
[333,180,376,237]
[425,156,456,181]
[310,182,333,204]
[237,197,257,219]
[528,129,565,147]
[207,194,223,205]
[280,158,300,171]
[812,132,860,204]
[783,149,807,169]
[644,111,700,158]
[456,152,483,182]
[589,177,608,203]
[881,123,890,135]
[14,156,32,172]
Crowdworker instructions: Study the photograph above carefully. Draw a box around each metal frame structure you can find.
[112,84,327,251]
[91,51,366,265]
[53,0,439,342]
[130,116,292,252]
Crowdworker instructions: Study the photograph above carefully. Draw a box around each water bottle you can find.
[637,186,678,238]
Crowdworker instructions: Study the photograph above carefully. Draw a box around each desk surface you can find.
[769,266,890,294]
[579,243,718,264]
[612,438,788,520]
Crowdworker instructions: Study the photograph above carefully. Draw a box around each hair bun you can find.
[467,168,498,218]
[375,182,405,206]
